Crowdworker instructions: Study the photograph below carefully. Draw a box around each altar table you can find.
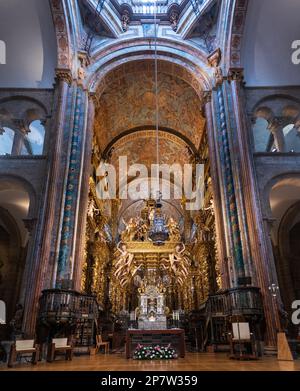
[125,329,185,359]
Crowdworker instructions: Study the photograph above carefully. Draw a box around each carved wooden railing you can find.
[39,289,98,323]
[208,287,263,317]
[198,287,263,350]
[38,289,99,347]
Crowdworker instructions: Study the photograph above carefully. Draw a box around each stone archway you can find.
[278,202,300,312]
[0,180,31,339]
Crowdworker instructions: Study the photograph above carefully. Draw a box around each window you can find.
[284,123,300,152]
[253,118,274,152]
[21,120,45,155]
[0,127,14,155]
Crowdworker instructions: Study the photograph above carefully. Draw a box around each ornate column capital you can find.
[207,48,221,68]
[55,68,73,85]
[13,119,29,134]
[268,116,288,131]
[227,67,244,83]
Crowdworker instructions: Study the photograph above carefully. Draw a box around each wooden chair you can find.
[8,339,39,368]
[95,334,109,354]
[229,322,257,360]
[47,337,73,362]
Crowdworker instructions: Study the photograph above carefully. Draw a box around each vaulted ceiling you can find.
[94,60,205,153]
[94,59,204,222]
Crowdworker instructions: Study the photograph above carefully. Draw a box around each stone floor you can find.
[1,352,300,371]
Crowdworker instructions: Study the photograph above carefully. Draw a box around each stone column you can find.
[11,120,27,155]
[72,95,95,291]
[207,49,249,287]
[203,91,230,289]
[227,67,280,348]
[22,70,73,336]
[55,82,89,288]
[268,117,286,152]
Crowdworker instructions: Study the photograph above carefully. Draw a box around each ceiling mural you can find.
[109,131,192,171]
[94,69,205,151]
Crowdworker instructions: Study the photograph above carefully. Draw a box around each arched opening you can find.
[79,58,220,349]
[269,176,300,336]
[252,117,274,152]
[252,100,300,153]
[21,120,45,156]
[0,177,32,339]
[0,127,14,155]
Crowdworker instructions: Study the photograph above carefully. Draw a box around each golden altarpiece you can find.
[81,132,221,332]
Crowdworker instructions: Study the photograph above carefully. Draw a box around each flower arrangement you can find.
[133,344,178,360]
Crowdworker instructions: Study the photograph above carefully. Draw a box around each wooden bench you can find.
[47,338,73,362]
[8,340,39,367]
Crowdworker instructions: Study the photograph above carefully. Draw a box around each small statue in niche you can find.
[194,210,211,242]
[169,10,179,32]
[121,10,130,32]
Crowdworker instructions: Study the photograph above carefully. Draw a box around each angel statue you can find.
[87,198,98,219]
[121,217,138,242]
[161,243,190,286]
[167,217,181,242]
[114,242,140,288]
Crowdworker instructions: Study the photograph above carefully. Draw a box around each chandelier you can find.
[148,194,169,245]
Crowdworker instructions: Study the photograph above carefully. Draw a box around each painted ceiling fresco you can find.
[94,70,204,151]
[109,130,192,170]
